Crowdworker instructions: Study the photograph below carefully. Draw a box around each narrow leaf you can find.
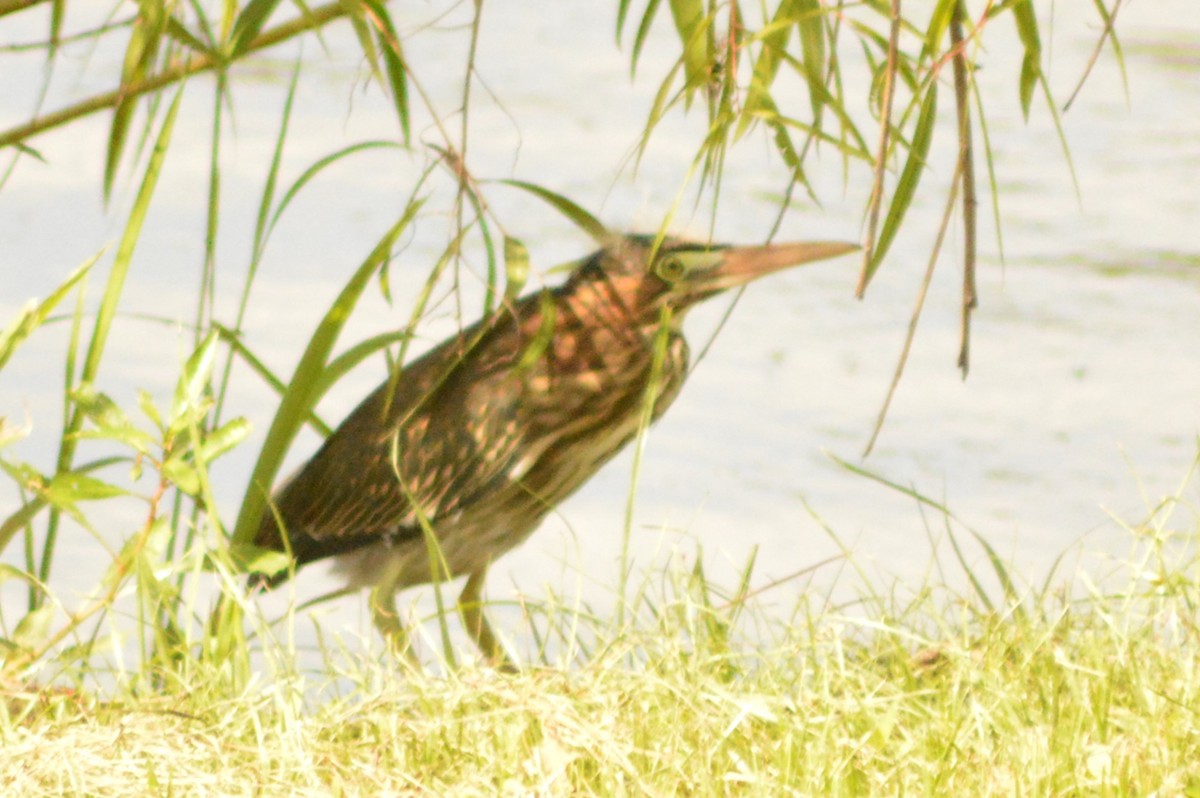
[172,330,220,424]
[162,455,201,496]
[228,0,282,56]
[1011,0,1041,119]
[496,180,608,242]
[630,0,664,76]
[668,0,709,95]
[795,0,826,125]
[198,417,251,463]
[866,81,939,283]
[0,255,96,372]
[362,0,410,144]
[13,604,55,650]
[503,236,530,301]
[45,471,128,503]
[232,200,425,546]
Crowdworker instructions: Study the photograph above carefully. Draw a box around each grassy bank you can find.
[3,511,1198,797]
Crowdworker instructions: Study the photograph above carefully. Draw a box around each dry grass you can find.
[4,543,1199,797]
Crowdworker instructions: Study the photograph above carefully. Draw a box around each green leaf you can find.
[71,383,132,432]
[265,141,403,248]
[739,2,795,137]
[0,563,36,586]
[104,0,168,201]
[138,389,163,431]
[495,180,608,242]
[172,330,220,425]
[88,88,183,394]
[344,0,383,88]
[517,292,557,371]
[228,0,282,56]
[45,471,128,504]
[503,236,530,301]
[1011,0,1041,119]
[866,80,939,284]
[12,604,55,650]
[165,15,214,54]
[0,457,123,557]
[361,0,410,145]
[162,455,201,496]
[231,542,292,578]
[922,0,958,62]
[629,0,664,76]
[795,0,826,125]
[98,517,171,593]
[0,255,96,372]
[669,0,710,99]
[0,416,27,450]
[198,417,251,463]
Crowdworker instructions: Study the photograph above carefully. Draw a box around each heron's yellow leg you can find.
[369,565,420,669]
[459,569,516,672]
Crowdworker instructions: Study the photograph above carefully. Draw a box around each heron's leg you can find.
[370,565,420,669]
[458,569,516,672]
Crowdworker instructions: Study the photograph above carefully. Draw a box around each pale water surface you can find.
[1,2,1197,660]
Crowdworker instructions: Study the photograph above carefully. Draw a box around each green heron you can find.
[254,234,856,666]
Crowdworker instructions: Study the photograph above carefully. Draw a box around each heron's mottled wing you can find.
[254,307,536,571]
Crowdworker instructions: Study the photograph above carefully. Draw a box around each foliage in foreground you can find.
[2,501,1198,796]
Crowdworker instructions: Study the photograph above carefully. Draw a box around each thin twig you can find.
[862,157,964,457]
[856,0,902,298]
[1062,0,1125,112]
[950,1,977,376]
[0,0,49,20]
[0,1,348,150]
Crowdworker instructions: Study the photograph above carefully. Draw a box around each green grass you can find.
[3,509,1198,797]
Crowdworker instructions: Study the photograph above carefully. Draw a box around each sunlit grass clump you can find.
[2,497,1197,797]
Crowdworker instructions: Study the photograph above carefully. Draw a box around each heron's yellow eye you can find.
[655,255,687,282]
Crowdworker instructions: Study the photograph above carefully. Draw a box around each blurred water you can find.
[1,2,1198,659]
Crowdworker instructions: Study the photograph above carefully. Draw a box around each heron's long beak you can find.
[702,241,858,293]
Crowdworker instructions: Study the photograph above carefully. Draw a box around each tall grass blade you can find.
[39,89,183,590]
[231,199,425,551]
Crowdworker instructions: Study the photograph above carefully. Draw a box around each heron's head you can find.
[564,234,858,324]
